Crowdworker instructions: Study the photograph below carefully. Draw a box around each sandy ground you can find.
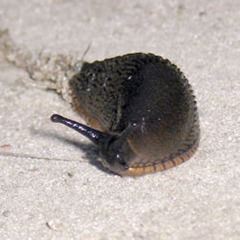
[0,0,239,239]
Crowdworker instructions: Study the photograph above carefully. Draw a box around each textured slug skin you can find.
[69,53,200,176]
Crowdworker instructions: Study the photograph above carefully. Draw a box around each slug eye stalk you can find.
[51,114,111,146]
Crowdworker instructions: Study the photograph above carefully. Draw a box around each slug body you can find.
[51,53,200,176]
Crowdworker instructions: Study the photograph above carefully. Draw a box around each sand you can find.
[0,1,239,239]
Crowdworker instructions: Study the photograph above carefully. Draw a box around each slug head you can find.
[51,114,135,175]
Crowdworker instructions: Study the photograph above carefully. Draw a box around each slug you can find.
[51,53,200,176]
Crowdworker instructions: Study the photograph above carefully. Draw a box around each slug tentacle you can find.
[51,114,112,146]
[51,53,200,176]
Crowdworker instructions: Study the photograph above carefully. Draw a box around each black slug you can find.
[51,53,200,176]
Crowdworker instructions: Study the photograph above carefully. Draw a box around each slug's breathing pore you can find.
[51,53,200,176]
